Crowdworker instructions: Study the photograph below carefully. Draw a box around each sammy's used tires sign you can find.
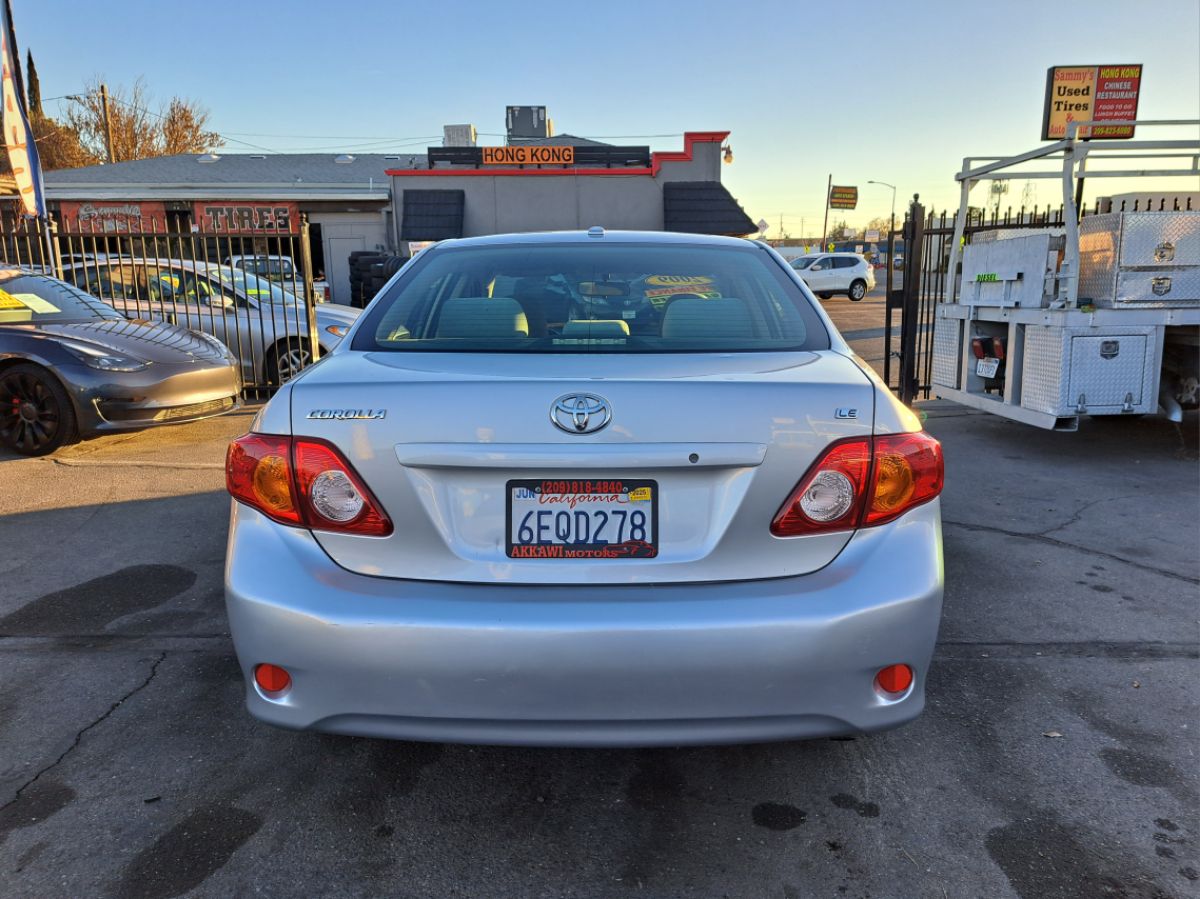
[1041,65,1142,140]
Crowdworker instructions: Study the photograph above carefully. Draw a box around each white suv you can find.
[790,253,875,301]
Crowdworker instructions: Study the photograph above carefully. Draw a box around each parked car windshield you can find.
[0,271,123,325]
[236,257,295,279]
[208,266,299,305]
[790,256,818,269]
[355,243,829,354]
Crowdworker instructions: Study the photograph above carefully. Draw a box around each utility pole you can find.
[100,83,115,164]
[820,174,831,254]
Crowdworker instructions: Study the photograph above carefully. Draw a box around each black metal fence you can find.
[882,197,1140,404]
[0,214,322,396]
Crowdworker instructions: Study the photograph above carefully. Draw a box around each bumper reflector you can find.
[875,664,913,695]
[254,663,292,694]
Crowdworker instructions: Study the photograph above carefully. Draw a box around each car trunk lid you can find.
[287,350,874,584]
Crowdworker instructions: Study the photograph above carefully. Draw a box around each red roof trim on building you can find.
[383,131,730,177]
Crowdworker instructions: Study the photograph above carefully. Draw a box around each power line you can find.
[222,130,442,141]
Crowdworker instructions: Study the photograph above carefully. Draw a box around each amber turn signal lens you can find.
[254,663,291,694]
[875,664,914,695]
[870,451,916,515]
[252,454,294,514]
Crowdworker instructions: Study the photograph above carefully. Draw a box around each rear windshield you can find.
[353,243,829,353]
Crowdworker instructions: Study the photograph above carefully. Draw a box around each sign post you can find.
[820,174,832,259]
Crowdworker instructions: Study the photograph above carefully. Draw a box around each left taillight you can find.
[771,432,943,537]
[226,434,392,536]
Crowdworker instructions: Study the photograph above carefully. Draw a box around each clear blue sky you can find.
[20,0,1200,237]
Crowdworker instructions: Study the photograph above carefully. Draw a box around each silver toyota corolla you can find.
[224,229,944,747]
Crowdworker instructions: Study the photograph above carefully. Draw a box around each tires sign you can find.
[193,202,299,234]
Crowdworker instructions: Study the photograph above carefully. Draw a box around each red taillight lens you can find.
[771,438,871,536]
[992,337,1006,360]
[971,337,986,359]
[226,434,392,536]
[293,438,392,536]
[771,433,943,536]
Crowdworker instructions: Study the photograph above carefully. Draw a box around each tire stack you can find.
[348,252,407,308]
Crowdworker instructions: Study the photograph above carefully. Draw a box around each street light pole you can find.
[868,179,897,299]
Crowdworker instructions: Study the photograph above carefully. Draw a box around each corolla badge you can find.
[307,409,387,420]
[550,394,611,434]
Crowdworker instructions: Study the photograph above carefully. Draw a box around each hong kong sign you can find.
[194,202,299,233]
[482,145,575,165]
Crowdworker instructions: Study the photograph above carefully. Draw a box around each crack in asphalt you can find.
[1033,494,1141,539]
[943,519,1199,584]
[935,641,1199,660]
[0,652,167,813]
[51,460,224,470]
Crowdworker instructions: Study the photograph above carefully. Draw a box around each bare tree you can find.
[17,51,99,171]
[63,77,220,163]
[864,216,893,236]
[32,116,98,170]
[160,97,219,155]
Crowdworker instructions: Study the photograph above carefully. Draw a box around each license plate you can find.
[507,478,658,559]
[976,357,1001,378]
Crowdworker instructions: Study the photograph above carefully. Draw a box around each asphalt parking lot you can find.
[1,320,1197,897]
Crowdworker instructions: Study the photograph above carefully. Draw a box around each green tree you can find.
[26,50,41,116]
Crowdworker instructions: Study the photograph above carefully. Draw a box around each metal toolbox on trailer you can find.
[1078,212,1200,308]
[958,232,1063,308]
[1020,325,1161,417]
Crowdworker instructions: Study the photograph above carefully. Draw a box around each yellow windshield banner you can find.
[645,275,713,286]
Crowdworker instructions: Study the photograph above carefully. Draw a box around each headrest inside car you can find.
[436,297,529,338]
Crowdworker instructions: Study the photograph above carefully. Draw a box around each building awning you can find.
[401,189,465,240]
[663,181,756,237]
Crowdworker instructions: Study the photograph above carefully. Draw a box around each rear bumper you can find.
[224,501,943,747]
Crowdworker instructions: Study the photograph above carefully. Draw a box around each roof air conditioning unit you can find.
[443,125,478,147]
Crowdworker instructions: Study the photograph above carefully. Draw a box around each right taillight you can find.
[864,433,944,526]
[771,432,943,536]
[226,434,392,536]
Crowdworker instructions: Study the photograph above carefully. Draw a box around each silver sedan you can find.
[62,259,359,385]
[224,229,944,747]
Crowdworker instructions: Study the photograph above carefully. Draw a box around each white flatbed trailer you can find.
[931,119,1200,431]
